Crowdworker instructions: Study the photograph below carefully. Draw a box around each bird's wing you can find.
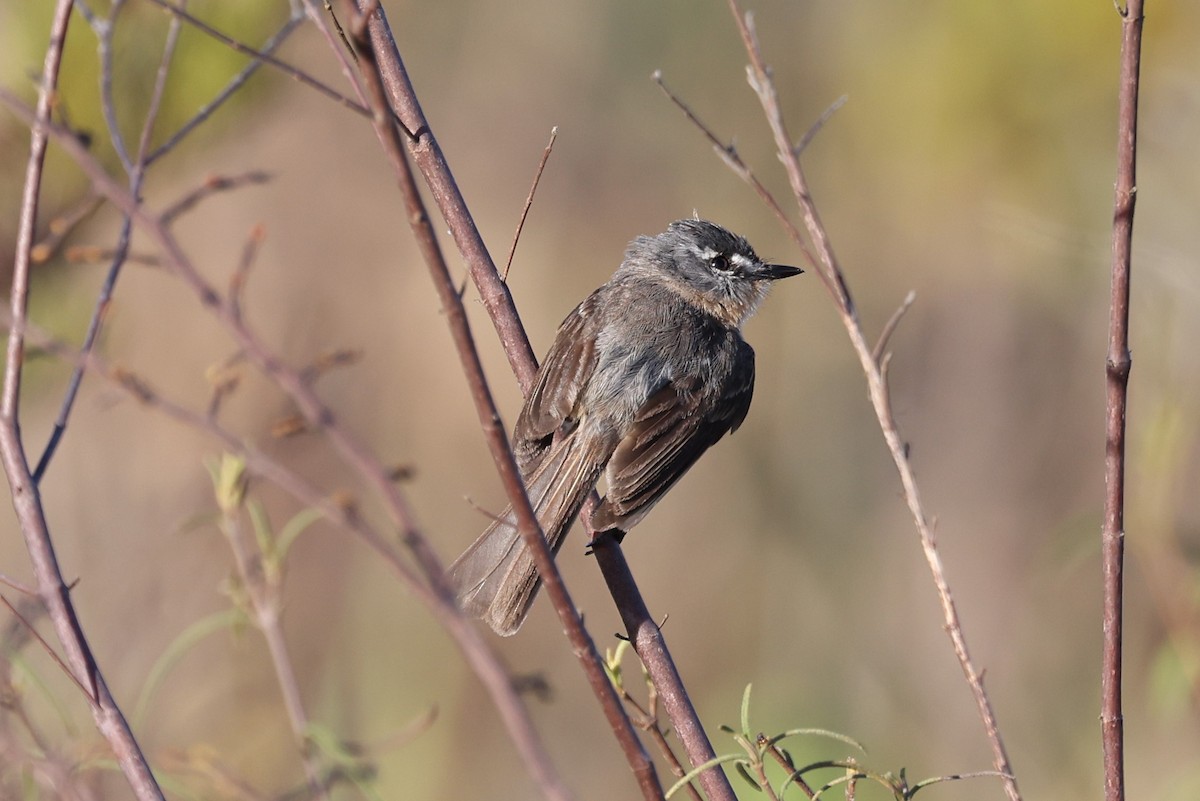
[597,341,755,530]
[513,294,601,473]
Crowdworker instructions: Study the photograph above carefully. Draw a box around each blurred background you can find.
[2,0,1199,798]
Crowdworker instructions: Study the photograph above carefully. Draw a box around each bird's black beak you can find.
[757,263,804,280]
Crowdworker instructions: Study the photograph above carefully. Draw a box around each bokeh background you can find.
[2,1,1199,799]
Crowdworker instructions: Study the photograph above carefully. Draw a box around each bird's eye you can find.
[710,254,733,273]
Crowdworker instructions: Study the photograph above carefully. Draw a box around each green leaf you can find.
[740,682,753,737]
[736,761,762,792]
[134,609,243,726]
[275,506,324,562]
[769,727,867,755]
[665,754,746,798]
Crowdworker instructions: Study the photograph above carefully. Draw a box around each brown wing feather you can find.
[513,295,600,474]
[595,342,755,530]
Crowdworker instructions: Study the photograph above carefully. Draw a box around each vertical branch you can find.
[1102,3,1143,801]
[0,2,165,800]
[213,457,329,801]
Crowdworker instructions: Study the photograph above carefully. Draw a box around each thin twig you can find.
[0,573,39,596]
[0,595,96,704]
[30,193,104,264]
[62,246,162,269]
[147,11,307,165]
[794,94,848,156]
[161,171,273,225]
[144,0,371,121]
[230,224,266,323]
[871,290,917,365]
[91,0,135,173]
[357,4,539,385]
[503,126,558,282]
[33,1,188,483]
[590,533,732,801]
[1102,2,1143,801]
[0,3,164,797]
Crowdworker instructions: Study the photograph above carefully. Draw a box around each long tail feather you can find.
[448,434,605,635]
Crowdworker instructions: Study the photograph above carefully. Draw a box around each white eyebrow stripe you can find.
[730,253,756,268]
[695,246,720,260]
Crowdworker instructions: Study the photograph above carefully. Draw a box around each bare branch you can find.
[695,2,1024,798]
[794,94,847,156]
[230,224,266,323]
[148,12,307,165]
[161,171,273,225]
[33,2,189,482]
[30,193,104,264]
[144,0,371,121]
[356,4,539,386]
[1102,2,1144,800]
[0,594,96,703]
[333,7,617,798]
[338,8,736,798]
[503,126,558,282]
[0,2,165,797]
[652,70,820,280]
[871,290,917,365]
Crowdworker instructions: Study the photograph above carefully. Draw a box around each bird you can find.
[448,219,802,635]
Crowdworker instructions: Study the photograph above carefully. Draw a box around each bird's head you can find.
[625,219,802,326]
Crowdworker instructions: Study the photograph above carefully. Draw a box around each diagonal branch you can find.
[34,1,186,482]
[693,2,1024,799]
[333,4,659,798]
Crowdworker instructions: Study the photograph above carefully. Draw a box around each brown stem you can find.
[218,488,328,799]
[713,2,1021,798]
[0,3,164,798]
[591,533,734,801]
[357,5,539,386]
[1102,2,1143,800]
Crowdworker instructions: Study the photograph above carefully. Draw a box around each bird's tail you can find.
[448,435,606,636]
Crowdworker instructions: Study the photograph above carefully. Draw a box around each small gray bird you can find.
[449,219,802,635]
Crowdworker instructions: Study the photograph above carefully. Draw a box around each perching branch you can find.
[341,3,732,797]
[331,4,661,798]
